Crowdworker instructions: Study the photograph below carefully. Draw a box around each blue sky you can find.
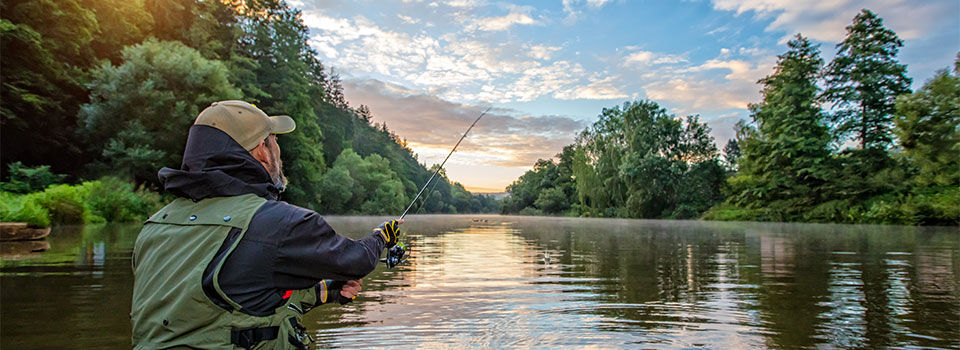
[294,0,959,192]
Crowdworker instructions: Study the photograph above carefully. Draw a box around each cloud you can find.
[526,44,561,60]
[554,75,628,100]
[304,11,621,104]
[562,0,614,23]
[705,113,746,149]
[341,78,586,168]
[467,12,537,31]
[710,0,956,41]
[397,14,420,24]
[632,45,777,114]
[623,50,688,65]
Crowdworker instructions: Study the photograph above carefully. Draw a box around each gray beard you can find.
[268,150,288,193]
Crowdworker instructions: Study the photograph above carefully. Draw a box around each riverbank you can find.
[0,177,164,227]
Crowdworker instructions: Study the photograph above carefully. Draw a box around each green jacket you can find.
[132,194,337,349]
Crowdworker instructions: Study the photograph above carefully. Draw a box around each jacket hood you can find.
[158,125,280,201]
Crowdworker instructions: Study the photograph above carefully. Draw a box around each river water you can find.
[1,215,958,348]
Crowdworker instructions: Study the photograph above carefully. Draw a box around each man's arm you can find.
[267,202,387,289]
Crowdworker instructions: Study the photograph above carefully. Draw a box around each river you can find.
[1,215,958,348]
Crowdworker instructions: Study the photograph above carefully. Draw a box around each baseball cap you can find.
[194,100,296,150]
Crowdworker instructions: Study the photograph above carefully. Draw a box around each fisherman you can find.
[130,100,402,349]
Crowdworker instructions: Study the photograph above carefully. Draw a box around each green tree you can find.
[822,9,911,149]
[575,100,723,218]
[722,139,741,172]
[894,64,960,187]
[1,0,99,175]
[319,149,408,215]
[80,39,242,185]
[727,35,832,220]
[232,0,329,207]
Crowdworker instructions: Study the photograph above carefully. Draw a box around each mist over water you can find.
[2,215,958,348]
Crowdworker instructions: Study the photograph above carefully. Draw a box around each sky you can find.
[293,0,959,193]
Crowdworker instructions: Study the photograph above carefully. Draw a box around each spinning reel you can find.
[381,242,408,269]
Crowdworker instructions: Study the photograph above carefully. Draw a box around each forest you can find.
[0,0,498,225]
[501,10,958,226]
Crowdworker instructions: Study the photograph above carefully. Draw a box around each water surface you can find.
[2,215,958,348]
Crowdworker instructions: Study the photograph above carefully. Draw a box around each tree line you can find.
[1,0,499,216]
[502,10,958,225]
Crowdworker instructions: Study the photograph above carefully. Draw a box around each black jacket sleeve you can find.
[260,201,386,289]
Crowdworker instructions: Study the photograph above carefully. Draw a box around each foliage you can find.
[80,38,242,185]
[822,9,911,149]
[577,101,725,218]
[724,35,832,220]
[504,101,725,219]
[83,177,164,222]
[0,0,153,176]
[0,162,66,193]
[0,177,164,226]
[29,184,90,224]
[703,13,956,226]
[319,149,407,215]
[894,66,960,187]
[0,192,51,227]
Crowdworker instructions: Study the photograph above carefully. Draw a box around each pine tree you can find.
[731,35,831,217]
[823,9,911,149]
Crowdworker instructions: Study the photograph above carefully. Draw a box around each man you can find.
[131,100,401,349]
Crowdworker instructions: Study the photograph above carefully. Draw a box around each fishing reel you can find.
[381,241,408,268]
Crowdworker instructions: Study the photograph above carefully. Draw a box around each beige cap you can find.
[194,100,296,150]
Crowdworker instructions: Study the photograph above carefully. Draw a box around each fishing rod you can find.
[381,106,490,268]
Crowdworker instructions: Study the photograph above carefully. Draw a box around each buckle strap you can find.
[231,326,279,350]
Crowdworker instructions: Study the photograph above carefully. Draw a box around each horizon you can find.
[295,0,959,193]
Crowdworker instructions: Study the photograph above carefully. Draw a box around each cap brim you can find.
[268,115,296,134]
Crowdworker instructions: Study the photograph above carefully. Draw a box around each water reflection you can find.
[1,217,958,349]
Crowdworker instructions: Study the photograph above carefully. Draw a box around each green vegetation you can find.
[0,170,164,227]
[1,0,498,218]
[505,10,958,225]
[502,102,725,219]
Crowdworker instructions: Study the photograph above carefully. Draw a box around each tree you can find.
[79,39,242,185]
[727,35,832,219]
[318,149,408,215]
[722,139,741,172]
[894,64,960,187]
[0,0,99,175]
[822,9,911,149]
[570,100,724,218]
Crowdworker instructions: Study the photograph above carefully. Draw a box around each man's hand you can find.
[320,279,363,305]
[374,219,403,247]
[339,279,362,301]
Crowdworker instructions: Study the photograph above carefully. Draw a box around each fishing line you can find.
[399,106,490,220]
[382,106,489,268]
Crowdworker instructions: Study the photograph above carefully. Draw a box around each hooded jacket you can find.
[157,125,386,315]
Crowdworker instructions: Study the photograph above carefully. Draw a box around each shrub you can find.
[0,192,51,227]
[518,207,544,216]
[81,177,163,222]
[0,162,66,193]
[30,184,89,224]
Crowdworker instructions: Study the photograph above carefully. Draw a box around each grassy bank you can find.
[0,177,164,227]
[701,186,960,226]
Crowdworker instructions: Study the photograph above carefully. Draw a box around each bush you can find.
[0,192,51,227]
[1,177,164,226]
[82,177,163,222]
[0,162,66,193]
[30,184,89,224]
[700,204,764,222]
[518,207,544,216]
